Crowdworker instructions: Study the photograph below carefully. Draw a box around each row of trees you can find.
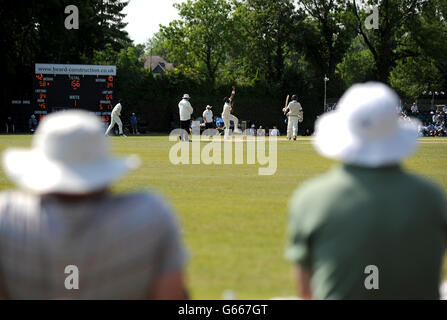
[2,0,447,132]
[143,0,447,130]
[151,0,447,98]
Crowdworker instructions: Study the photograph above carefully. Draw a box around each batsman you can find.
[283,95,303,141]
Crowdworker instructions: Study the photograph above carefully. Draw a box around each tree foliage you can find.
[350,0,427,82]
[159,0,234,87]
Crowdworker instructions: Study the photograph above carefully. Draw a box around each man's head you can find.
[273,126,277,129]
[183,94,190,100]
[291,95,297,101]
[2,110,139,196]
[119,99,123,104]
[206,105,212,110]
[223,97,230,104]
[132,113,135,116]
[313,82,420,167]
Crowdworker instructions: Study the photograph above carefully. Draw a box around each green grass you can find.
[0,135,446,299]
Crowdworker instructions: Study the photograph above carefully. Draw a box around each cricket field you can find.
[0,135,446,299]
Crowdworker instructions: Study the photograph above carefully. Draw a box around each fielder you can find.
[283,95,303,141]
[105,99,126,137]
[222,86,241,139]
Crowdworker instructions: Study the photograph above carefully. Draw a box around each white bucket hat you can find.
[313,82,420,167]
[183,94,190,99]
[2,110,140,195]
[206,105,212,109]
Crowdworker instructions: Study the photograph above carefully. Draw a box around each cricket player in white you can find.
[283,95,303,140]
[105,99,126,137]
[222,86,241,139]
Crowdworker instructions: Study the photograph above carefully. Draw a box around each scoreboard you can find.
[34,64,117,122]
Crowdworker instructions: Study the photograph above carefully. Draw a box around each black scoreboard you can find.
[34,64,116,122]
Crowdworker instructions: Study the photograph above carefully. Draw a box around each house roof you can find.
[144,55,174,72]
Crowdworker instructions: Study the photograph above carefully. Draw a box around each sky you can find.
[123,0,181,45]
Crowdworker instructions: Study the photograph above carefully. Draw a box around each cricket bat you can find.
[284,95,290,115]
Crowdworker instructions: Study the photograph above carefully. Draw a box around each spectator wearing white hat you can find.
[203,105,214,130]
[0,110,188,299]
[178,94,193,142]
[285,82,447,300]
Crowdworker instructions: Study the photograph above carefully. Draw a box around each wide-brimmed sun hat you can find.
[183,94,190,99]
[2,110,140,194]
[313,82,420,167]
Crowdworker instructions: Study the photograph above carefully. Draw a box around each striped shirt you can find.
[0,191,187,299]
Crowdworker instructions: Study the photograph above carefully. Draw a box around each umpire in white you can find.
[178,94,193,142]
[203,105,214,129]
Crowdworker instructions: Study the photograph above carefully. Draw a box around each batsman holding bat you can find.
[283,94,303,141]
[222,86,241,139]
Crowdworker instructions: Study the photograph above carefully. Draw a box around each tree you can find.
[146,31,170,58]
[408,0,447,86]
[338,35,375,87]
[93,0,132,51]
[160,0,234,87]
[299,0,357,80]
[389,54,445,100]
[232,0,299,85]
[350,0,426,83]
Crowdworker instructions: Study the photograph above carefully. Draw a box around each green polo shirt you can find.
[286,164,447,300]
